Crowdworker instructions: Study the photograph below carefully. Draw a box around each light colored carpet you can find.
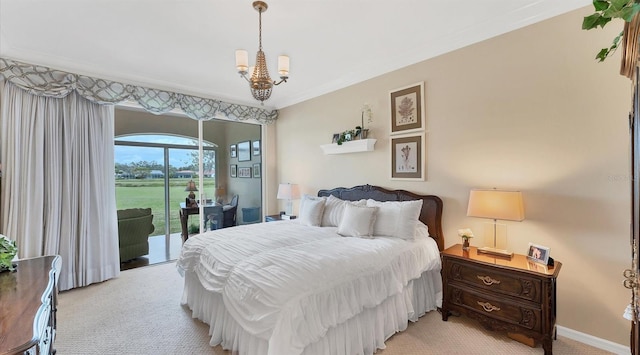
[56,262,614,354]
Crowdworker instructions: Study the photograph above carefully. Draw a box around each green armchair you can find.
[117,208,155,262]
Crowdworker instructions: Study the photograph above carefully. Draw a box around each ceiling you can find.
[0,0,590,110]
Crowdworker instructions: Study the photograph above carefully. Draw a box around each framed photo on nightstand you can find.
[527,243,550,265]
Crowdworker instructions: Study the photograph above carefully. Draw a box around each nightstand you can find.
[265,214,297,222]
[441,244,561,355]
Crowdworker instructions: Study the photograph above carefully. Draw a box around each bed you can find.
[177,184,444,355]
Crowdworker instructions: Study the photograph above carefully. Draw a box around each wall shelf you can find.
[320,139,377,155]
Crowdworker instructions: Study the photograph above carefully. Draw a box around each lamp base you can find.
[477,246,513,258]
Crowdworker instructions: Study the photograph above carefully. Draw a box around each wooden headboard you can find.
[317,184,444,251]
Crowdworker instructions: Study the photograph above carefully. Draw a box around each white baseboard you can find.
[557,325,629,355]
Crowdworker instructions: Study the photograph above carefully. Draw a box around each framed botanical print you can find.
[238,166,251,178]
[389,82,425,134]
[252,163,261,178]
[238,141,251,162]
[230,164,237,178]
[390,133,425,181]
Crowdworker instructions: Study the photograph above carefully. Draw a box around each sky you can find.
[115,135,215,168]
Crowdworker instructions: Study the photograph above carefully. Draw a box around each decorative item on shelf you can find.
[185,180,198,207]
[360,103,373,139]
[0,234,18,272]
[235,1,289,104]
[466,188,525,258]
[277,183,300,216]
[337,129,356,145]
[458,228,474,250]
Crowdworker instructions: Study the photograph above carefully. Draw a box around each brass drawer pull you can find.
[477,275,501,286]
[477,301,501,312]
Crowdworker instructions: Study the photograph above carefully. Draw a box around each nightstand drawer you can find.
[447,260,542,303]
[447,285,542,332]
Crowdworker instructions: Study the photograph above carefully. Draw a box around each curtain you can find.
[1,81,120,290]
[0,57,278,124]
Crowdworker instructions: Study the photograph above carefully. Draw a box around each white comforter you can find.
[177,220,441,355]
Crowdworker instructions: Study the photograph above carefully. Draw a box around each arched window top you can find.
[115,134,217,148]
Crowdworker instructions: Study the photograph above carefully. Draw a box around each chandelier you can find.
[235,1,289,104]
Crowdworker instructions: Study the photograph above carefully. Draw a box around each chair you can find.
[223,195,239,228]
[242,207,261,224]
[117,208,155,262]
[204,205,223,231]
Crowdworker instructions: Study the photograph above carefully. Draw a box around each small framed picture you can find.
[238,166,251,178]
[230,144,237,158]
[332,133,340,143]
[230,164,237,178]
[390,132,425,181]
[390,81,425,135]
[252,140,261,156]
[253,163,261,178]
[527,243,550,265]
[238,141,251,162]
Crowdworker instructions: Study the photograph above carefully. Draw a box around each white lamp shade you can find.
[278,55,290,76]
[277,183,300,200]
[235,49,249,72]
[467,189,525,221]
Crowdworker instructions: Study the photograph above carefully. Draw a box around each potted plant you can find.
[582,0,640,62]
[0,235,18,272]
[458,228,474,250]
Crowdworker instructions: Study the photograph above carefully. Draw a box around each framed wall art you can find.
[238,166,252,178]
[238,141,251,161]
[230,144,237,158]
[389,82,425,135]
[230,164,237,178]
[390,133,425,181]
[253,163,261,178]
[252,140,261,156]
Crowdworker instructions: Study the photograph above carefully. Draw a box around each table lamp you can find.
[185,180,198,207]
[277,183,300,216]
[216,186,226,205]
[466,188,525,258]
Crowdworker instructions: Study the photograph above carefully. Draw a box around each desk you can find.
[0,255,61,355]
[179,202,222,242]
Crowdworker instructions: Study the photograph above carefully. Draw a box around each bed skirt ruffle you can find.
[181,270,442,355]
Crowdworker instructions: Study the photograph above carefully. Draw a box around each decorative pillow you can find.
[299,195,326,226]
[337,204,378,238]
[321,195,366,227]
[365,199,423,240]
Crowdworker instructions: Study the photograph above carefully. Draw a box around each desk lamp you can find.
[185,180,198,207]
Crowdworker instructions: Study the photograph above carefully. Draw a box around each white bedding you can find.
[177,220,441,355]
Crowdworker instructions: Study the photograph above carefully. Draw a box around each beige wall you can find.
[115,108,263,223]
[272,7,632,346]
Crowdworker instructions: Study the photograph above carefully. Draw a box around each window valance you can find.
[0,57,277,124]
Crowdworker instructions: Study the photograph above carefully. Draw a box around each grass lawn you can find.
[115,178,216,236]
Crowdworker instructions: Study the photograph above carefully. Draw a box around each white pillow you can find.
[299,195,326,226]
[414,221,430,239]
[337,204,378,238]
[365,199,423,240]
[321,195,366,227]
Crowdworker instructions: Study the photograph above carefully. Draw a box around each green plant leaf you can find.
[583,13,603,29]
[610,0,631,11]
[593,0,610,11]
[596,47,611,62]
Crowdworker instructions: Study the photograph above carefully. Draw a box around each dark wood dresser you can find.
[0,255,62,355]
[441,244,561,355]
